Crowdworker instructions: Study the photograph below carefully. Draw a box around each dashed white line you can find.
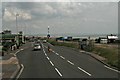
[43,50,46,53]
[104,65,120,73]
[47,57,50,60]
[45,53,47,56]
[16,64,24,80]
[49,61,54,66]
[55,68,62,77]
[78,67,91,76]
[55,53,59,55]
[60,56,65,60]
[67,60,74,65]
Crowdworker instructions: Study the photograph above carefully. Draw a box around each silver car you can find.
[43,40,47,43]
[33,44,41,50]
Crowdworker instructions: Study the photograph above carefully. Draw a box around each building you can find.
[1,30,25,50]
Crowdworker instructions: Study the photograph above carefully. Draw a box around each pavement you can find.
[1,42,30,80]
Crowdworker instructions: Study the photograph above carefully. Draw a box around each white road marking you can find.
[14,54,16,57]
[15,48,24,55]
[104,65,120,73]
[52,51,55,53]
[50,61,54,66]
[67,60,74,65]
[78,67,91,76]
[55,53,59,55]
[20,49,24,51]
[43,50,46,53]
[55,68,62,77]
[60,56,65,60]
[43,48,46,53]
[45,53,47,56]
[47,57,50,60]
[15,50,21,55]
[16,64,24,80]
[79,51,85,53]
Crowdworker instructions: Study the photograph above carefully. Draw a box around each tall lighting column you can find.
[16,13,19,48]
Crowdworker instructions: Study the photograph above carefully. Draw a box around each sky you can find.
[1,1,118,36]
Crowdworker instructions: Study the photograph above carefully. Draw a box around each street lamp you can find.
[16,13,19,48]
[16,13,19,34]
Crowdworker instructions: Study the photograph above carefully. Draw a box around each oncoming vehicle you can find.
[43,40,47,43]
[33,44,41,51]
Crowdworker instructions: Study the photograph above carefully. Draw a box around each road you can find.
[15,41,119,78]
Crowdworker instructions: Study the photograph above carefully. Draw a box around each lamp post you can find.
[16,14,19,34]
[21,13,26,44]
[16,13,19,48]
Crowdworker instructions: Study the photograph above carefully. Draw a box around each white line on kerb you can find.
[60,56,65,60]
[104,65,120,73]
[50,61,54,66]
[55,53,59,55]
[20,49,24,51]
[14,54,16,57]
[52,51,55,53]
[78,67,91,76]
[47,57,50,60]
[67,60,74,65]
[55,68,62,77]
[15,50,20,55]
[16,64,24,80]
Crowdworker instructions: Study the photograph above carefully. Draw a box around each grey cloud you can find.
[2,2,118,35]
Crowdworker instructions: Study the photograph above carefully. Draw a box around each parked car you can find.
[33,44,41,50]
[43,40,47,43]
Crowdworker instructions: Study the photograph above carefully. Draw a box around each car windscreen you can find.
[34,44,40,47]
